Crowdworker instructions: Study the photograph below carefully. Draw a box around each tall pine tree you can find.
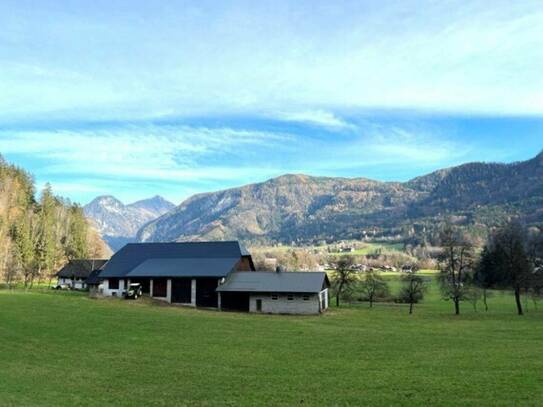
[34,184,57,286]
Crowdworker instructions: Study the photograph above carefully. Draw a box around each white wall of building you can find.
[102,278,177,304]
[99,278,328,315]
[56,277,87,290]
[249,293,321,315]
[191,279,196,306]
[102,278,126,297]
[320,288,329,310]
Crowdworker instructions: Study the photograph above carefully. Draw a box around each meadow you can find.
[1,275,542,406]
[329,242,405,256]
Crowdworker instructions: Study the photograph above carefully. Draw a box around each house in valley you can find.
[96,241,329,314]
[55,259,108,290]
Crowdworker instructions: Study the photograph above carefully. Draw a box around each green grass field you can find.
[1,276,542,406]
[330,242,405,256]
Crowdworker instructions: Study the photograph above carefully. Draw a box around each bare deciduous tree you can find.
[438,225,475,315]
[399,272,426,314]
[359,270,389,308]
[329,255,357,307]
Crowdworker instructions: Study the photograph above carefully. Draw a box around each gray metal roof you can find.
[85,269,103,285]
[100,241,250,278]
[216,271,329,293]
[56,259,108,279]
[126,257,240,278]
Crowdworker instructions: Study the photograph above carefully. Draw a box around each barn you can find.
[97,241,255,307]
[217,270,330,314]
[55,259,108,290]
[94,241,329,315]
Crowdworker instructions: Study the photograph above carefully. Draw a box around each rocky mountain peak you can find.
[84,195,175,251]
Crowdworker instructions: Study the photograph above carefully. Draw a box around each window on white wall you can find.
[109,279,119,290]
[303,295,309,301]
[271,294,278,300]
[287,295,294,301]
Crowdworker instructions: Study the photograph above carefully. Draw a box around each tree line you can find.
[440,220,542,315]
[330,220,543,316]
[0,155,108,288]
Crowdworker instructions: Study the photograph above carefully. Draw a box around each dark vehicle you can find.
[124,283,143,299]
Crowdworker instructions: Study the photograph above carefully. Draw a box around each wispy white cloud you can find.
[299,124,470,174]
[1,114,527,204]
[0,125,293,185]
[275,110,356,130]
[1,120,462,177]
[0,1,541,122]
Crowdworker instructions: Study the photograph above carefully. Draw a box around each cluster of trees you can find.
[439,221,543,316]
[0,156,108,288]
[330,255,427,314]
[329,220,543,316]
[361,250,423,269]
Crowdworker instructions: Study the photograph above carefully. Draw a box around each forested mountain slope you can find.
[137,152,543,245]
[0,155,111,287]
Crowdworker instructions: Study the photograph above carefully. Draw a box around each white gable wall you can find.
[320,288,329,310]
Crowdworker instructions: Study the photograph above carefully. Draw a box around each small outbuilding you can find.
[55,259,108,290]
[217,270,330,314]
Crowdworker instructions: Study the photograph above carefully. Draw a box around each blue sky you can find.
[1,0,542,205]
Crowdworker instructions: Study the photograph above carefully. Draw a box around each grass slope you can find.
[1,279,542,406]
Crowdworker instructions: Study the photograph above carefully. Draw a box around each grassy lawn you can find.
[1,279,542,406]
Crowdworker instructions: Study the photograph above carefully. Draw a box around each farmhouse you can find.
[56,259,108,290]
[96,241,329,314]
[217,270,329,314]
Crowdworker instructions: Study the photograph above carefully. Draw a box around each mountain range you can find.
[134,152,543,245]
[85,152,543,248]
[84,195,175,250]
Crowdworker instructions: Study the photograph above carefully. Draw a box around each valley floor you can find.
[0,280,542,406]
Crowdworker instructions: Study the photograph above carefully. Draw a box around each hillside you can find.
[0,155,111,286]
[84,195,175,250]
[137,152,543,245]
